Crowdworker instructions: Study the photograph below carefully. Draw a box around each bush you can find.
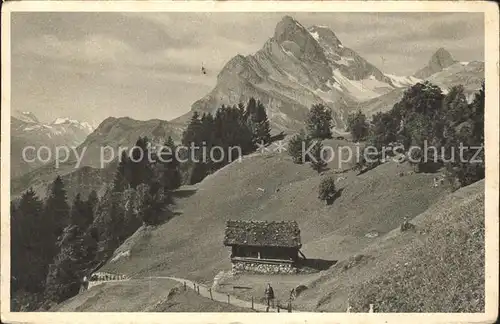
[318,176,337,203]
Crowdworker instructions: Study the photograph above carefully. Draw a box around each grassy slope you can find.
[293,179,484,312]
[101,138,448,286]
[52,279,249,312]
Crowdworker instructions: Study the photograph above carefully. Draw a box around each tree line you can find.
[346,81,485,188]
[181,97,271,184]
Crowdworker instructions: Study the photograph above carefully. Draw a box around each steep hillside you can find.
[99,141,448,285]
[178,16,408,133]
[294,179,484,312]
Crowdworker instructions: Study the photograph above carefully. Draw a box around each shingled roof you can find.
[223,220,302,248]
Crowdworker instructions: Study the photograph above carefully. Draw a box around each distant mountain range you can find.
[11,111,94,178]
[10,116,184,201]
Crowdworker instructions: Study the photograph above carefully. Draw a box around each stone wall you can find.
[232,260,298,274]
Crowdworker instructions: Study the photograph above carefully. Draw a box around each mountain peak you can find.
[414,48,457,79]
[431,47,455,65]
[273,15,309,42]
[50,117,94,133]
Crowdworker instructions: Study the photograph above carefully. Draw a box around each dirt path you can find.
[152,276,304,313]
[85,275,308,312]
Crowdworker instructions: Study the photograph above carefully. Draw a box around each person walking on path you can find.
[265,283,275,308]
[80,276,89,292]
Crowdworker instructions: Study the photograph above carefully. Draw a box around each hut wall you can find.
[231,260,297,274]
[230,245,299,274]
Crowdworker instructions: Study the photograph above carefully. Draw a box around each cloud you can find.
[11,12,195,52]
[15,29,256,82]
[19,34,133,64]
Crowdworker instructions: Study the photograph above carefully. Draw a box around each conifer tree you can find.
[182,111,202,146]
[11,188,47,292]
[45,176,70,243]
[306,104,333,139]
[85,190,98,228]
[245,97,258,122]
[160,136,182,191]
[113,151,129,192]
[237,102,246,122]
[288,129,312,164]
[253,101,272,145]
[310,140,327,173]
[44,224,86,303]
[129,137,153,189]
[70,193,87,228]
[346,110,370,142]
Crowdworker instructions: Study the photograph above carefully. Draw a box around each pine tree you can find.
[44,224,87,304]
[140,182,173,226]
[310,140,327,173]
[306,104,333,139]
[288,129,312,164]
[45,176,70,243]
[245,97,258,122]
[70,193,87,227]
[160,136,182,191]
[11,188,47,293]
[346,110,369,142]
[470,82,485,143]
[182,111,202,146]
[113,151,130,192]
[129,137,153,189]
[237,102,246,122]
[253,101,272,145]
[85,190,98,228]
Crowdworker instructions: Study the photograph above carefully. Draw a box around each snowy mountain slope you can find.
[10,111,94,177]
[351,50,483,118]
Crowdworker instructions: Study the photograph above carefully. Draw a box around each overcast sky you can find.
[11,12,484,126]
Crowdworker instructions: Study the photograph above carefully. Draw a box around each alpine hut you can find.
[223,220,302,274]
